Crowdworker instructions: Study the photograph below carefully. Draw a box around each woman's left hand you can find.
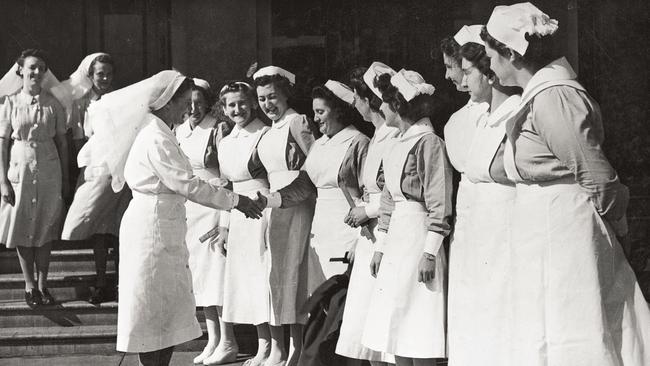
[417,253,436,283]
[344,207,370,228]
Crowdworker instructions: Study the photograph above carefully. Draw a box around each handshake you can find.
[234,191,268,219]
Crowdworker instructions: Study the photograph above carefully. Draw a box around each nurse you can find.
[61,53,128,304]
[0,49,69,307]
[253,66,316,366]
[175,78,239,365]
[363,70,452,366]
[483,3,650,365]
[269,80,368,283]
[446,25,520,366]
[216,81,272,366]
[83,70,264,365]
[336,63,399,366]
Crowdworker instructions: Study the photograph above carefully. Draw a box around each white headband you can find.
[252,65,296,85]
[192,78,211,91]
[390,69,435,102]
[324,80,354,105]
[454,25,485,46]
[363,61,397,98]
[486,2,559,55]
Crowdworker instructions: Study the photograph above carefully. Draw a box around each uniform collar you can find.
[485,94,522,127]
[271,108,298,129]
[152,114,177,139]
[19,90,42,104]
[373,122,399,143]
[522,57,577,103]
[177,114,217,138]
[230,118,265,138]
[399,118,433,141]
[316,125,359,146]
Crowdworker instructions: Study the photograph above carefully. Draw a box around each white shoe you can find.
[193,344,217,364]
[203,345,239,365]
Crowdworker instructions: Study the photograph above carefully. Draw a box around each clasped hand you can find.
[234,191,267,219]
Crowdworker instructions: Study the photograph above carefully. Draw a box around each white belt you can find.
[393,200,426,213]
[131,191,184,203]
[316,187,346,200]
[232,178,269,194]
[268,170,300,192]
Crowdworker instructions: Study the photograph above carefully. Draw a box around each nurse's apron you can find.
[303,127,361,284]
[362,126,447,359]
[257,112,315,325]
[336,125,396,363]
[503,80,650,366]
[117,192,201,352]
[177,117,225,307]
[218,121,271,325]
[447,104,517,366]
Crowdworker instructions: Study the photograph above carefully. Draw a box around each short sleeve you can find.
[532,87,628,222]
[0,96,12,139]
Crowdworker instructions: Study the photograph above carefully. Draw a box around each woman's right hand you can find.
[1,181,15,206]
[369,251,383,278]
[213,227,229,256]
[235,194,264,219]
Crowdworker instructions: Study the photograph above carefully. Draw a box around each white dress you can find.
[175,115,225,307]
[447,95,520,366]
[116,115,238,353]
[336,123,398,363]
[218,118,272,325]
[362,120,450,358]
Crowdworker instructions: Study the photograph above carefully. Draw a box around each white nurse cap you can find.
[362,61,397,98]
[390,69,435,102]
[486,2,559,55]
[192,78,211,91]
[324,80,354,105]
[454,25,485,46]
[252,65,296,85]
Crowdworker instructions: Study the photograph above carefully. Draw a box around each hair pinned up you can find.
[15,49,49,76]
[348,67,382,112]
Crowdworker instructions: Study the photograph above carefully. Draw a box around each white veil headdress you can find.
[80,70,187,192]
[53,52,109,114]
[0,63,63,100]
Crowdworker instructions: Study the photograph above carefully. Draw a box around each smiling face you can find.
[461,58,492,104]
[443,53,467,92]
[256,83,289,122]
[484,42,516,87]
[353,90,372,122]
[20,56,47,90]
[91,61,114,95]
[222,90,256,127]
[313,97,345,136]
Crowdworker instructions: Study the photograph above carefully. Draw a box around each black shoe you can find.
[25,289,43,308]
[40,288,56,306]
[88,287,107,305]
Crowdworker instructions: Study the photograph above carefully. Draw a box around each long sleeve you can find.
[287,114,315,169]
[146,134,238,210]
[0,96,12,138]
[532,87,629,222]
[415,134,453,254]
[338,134,369,202]
[374,184,394,252]
[274,170,316,208]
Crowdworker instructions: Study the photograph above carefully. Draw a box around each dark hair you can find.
[190,83,214,112]
[459,42,494,79]
[480,26,559,69]
[311,85,355,127]
[218,81,257,107]
[170,78,194,101]
[438,36,461,64]
[88,54,115,76]
[15,49,49,76]
[348,67,382,112]
[374,73,437,123]
[253,74,294,101]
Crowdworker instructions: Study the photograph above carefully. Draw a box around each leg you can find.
[394,356,414,366]
[370,362,392,366]
[139,346,175,366]
[246,323,271,366]
[93,234,108,288]
[287,323,303,366]
[34,242,52,291]
[203,306,239,364]
[193,306,220,364]
[412,358,437,366]
[267,324,288,365]
[16,246,36,291]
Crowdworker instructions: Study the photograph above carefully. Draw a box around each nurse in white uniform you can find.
[363,70,452,366]
[216,81,272,366]
[446,26,521,366]
[175,78,239,365]
[336,63,399,366]
[82,71,264,366]
[254,66,316,366]
[484,3,650,365]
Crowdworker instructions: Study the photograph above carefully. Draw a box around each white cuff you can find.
[364,203,380,219]
[374,231,387,253]
[219,210,230,228]
[423,231,445,255]
[231,194,239,210]
[266,192,282,208]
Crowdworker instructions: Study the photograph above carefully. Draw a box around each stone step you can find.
[0,249,116,274]
[0,271,117,301]
[0,352,250,366]
[0,323,257,357]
